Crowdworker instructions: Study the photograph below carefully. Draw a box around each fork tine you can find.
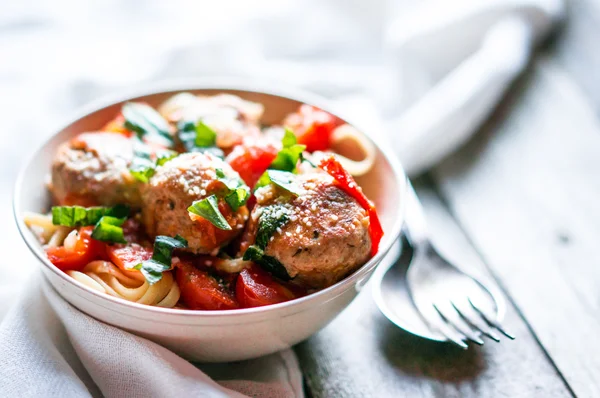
[469,298,515,340]
[429,313,469,349]
[433,304,484,345]
[451,301,501,342]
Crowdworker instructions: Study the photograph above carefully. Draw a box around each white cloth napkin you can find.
[0,275,303,398]
[0,0,563,396]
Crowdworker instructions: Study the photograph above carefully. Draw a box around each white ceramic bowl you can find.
[14,80,407,362]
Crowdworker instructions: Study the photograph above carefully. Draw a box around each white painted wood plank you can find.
[296,183,571,398]
[432,57,600,398]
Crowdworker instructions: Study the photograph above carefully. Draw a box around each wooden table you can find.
[295,9,600,398]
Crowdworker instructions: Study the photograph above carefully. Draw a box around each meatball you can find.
[162,93,263,150]
[246,171,371,288]
[141,153,248,254]
[50,132,141,207]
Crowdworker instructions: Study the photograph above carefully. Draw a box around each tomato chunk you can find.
[318,155,384,256]
[106,244,153,271]
[284,105,338,152]
[236,265,298,308]
[46,227,106,272]
[176,261,239,310]
[226,139,279,188]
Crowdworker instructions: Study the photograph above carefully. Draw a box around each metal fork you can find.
[405,184,514,348]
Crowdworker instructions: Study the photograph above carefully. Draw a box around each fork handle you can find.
[403,183,430,247]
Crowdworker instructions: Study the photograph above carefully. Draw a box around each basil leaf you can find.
[122,102,173,145]
[177,120,224,157]
[91,216,127,244]
[151,235,187,264]
[129,138,155,182]
[243,245,291,281]
[299,152,316,168]
[270,128,306,172]
[177,120,198,151]
[188,195,232,230]
[255,205,290,249]
[130,138,178,183]
[215,168,250,211]
[52,205,130,227]
[156,150,178,166]
[134,235,187,284]
[129,159,156,183]
[215,168,239,190]
[252,129,306,193]
[281,127,297,147]
[195,121,217,147]
[225,188,249,212]
[270,144,305,172]
[266,170,303,196]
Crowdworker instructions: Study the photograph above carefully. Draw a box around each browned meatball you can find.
[161,93,263,150]
[50,132,141,207]
[246,171,371,288]
[141,153,248,254]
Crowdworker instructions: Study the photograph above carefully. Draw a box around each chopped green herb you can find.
[253,170,273,191]
[243,245,291,281]
[215,168,250,211]
[281,127,297,147]
[129,138,156,183]
[52,205,129,227]
[225,188,249,212]
[130,139,178,183]
[156,150,178,166]
[195,121,217,147]
[188,195,232,230]
[176,120,224,157]
[266,170,303,196]
[129,159,155,182]
[255,205,290,249]
[122,102,173,146]
[253,129,306,193]
[134,235,187,284]
[300,152,316,168]
[270,128,306,172]
[91,216,127,244]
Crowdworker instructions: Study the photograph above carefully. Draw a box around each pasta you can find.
[24,212,64,245]
[27,92,383,310]
[25,212,180,308]
[308,124,377,177]
[68,261,180,308]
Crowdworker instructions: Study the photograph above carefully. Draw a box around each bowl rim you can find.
[13,77,407,319]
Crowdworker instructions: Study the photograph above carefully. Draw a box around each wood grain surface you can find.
[432,57,600,398]
[296,183,572,398]
[298,5,600,397]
